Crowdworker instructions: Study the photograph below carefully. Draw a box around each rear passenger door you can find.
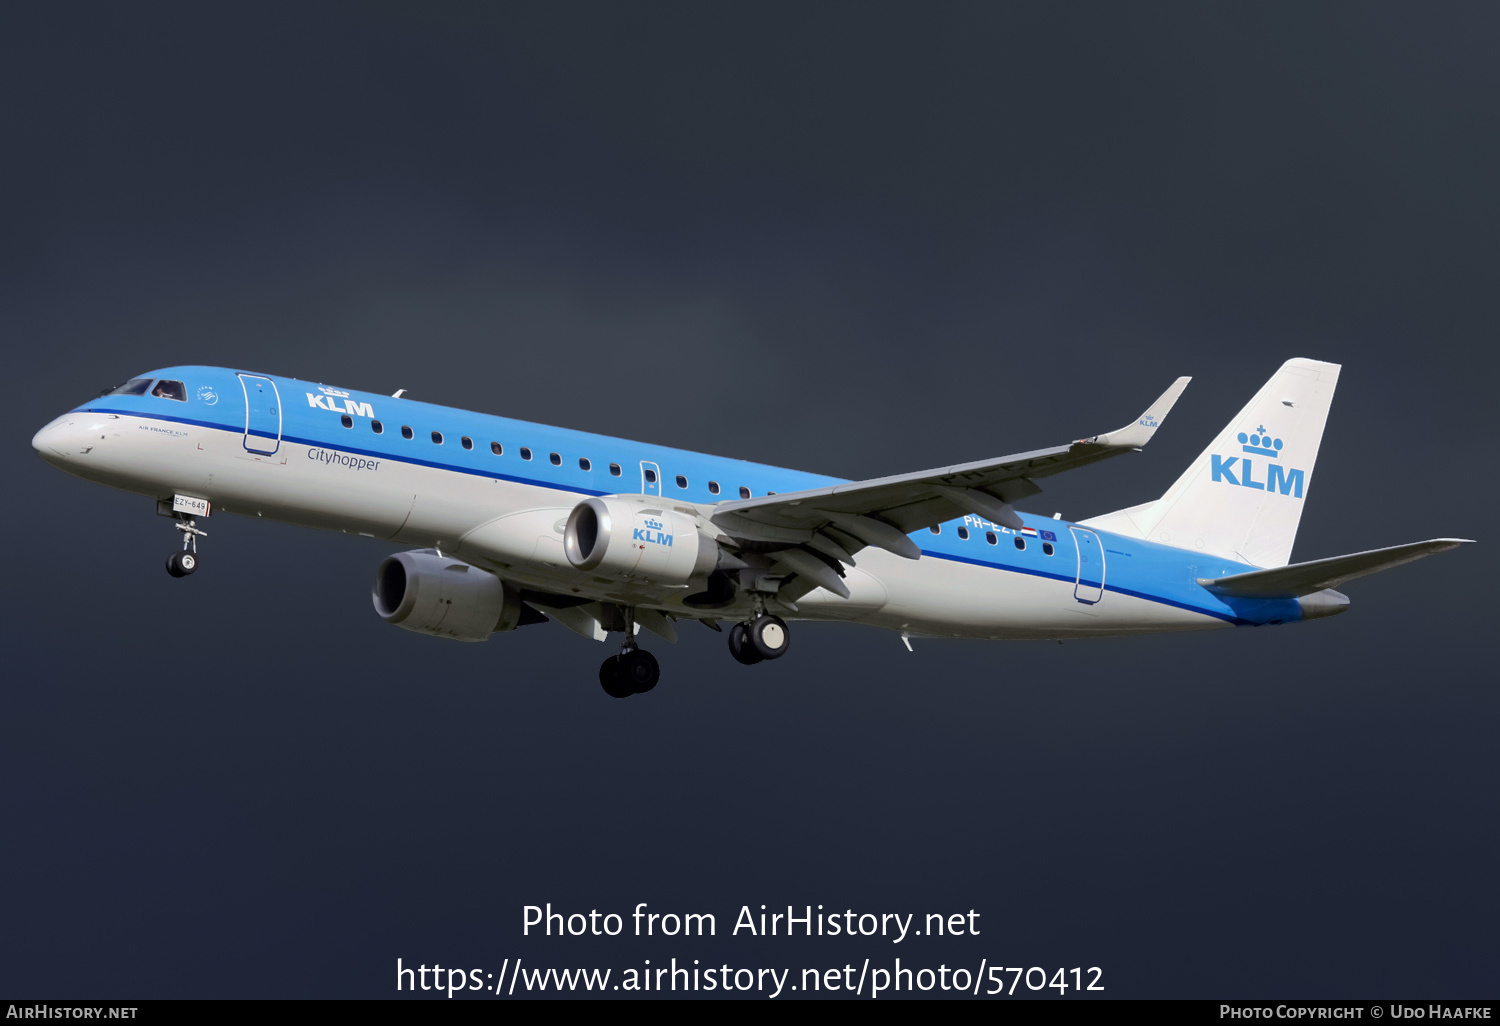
[1069,526,1105,604]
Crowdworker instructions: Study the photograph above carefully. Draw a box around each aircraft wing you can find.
[1198,538,1474,598]
[710,376,1191,568]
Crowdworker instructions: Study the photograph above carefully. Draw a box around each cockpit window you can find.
[151,379,187,402]
[103,378,152,397]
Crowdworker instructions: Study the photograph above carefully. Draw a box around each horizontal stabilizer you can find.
[1199,538,1473,598]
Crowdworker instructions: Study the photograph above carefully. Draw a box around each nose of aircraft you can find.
[32,415,85,465]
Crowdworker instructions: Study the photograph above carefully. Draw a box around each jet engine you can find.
[563,496,720,586]
[372,549,524,641]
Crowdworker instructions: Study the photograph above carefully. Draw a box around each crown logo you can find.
[643,518,664,530]
[1238,426,1283,459]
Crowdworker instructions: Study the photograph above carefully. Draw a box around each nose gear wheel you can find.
[165,515,206,578]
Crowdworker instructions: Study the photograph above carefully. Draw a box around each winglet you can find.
[1079,376,1191,450]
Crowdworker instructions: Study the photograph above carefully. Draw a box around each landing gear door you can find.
[640,461,662,497]
[238,374,282,455]
[1069,526,1105,604]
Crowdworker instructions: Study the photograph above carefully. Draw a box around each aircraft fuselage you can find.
[32,365,1306,643]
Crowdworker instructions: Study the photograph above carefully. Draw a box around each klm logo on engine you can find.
[306,387,374,418]
[634,517,673,547]
[1211,426,1303,497]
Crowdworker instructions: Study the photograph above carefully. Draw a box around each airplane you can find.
[31,358,1471,698]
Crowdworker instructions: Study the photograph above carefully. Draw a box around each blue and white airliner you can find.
[31,358,1470,697]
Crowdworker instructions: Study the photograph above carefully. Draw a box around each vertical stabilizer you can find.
[1131,358,1340,568]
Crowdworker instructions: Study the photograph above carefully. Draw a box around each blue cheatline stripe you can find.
[921,549,1251,626]
[89,407,614,496]
[95,408,1252,625]
[91,407,210,430]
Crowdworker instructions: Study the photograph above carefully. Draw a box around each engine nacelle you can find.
[372,549,524,642]
[564,495,719,586]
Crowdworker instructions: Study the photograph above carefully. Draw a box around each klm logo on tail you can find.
[1211,426,1304,497]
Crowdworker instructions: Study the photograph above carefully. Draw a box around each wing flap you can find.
[1199,538,1473,598]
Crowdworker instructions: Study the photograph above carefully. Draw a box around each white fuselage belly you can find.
[68,411,1226,641]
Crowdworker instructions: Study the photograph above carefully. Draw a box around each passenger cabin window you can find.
[930,525,941,534]
[461,436,473,450]
[579,458,591,471]
[431,431,443,445]
[609,463,621,476]
[340,415,352,428]
[105,378,152,397]
[520,447,532,461]
[644,468,657,484]
[151,379,187,402]
[1042,542,1055,556]
[957,526,969,540]
[708,481,720,495]
[401,426,413,440]
[675,475,688,489]
[1014,536,1026,551]
[371,420,384,434]
[550,452,561,466]
[491,442,502,455]
[986,532,997,545]
[739,486,750,499]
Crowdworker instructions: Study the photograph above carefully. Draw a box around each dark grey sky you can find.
[3,1,1495,999]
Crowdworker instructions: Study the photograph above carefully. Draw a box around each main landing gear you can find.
[596,610,790,697]
[728,614,790,665]
[165,516,206,578]
[599,648,660,699]
[598,616,660,699]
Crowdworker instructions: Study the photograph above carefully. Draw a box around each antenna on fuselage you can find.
[391,389,406,398]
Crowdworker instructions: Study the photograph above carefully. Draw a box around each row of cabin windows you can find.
[102,381,769,498]
[931,523,1056,556]
[338,415,767,498]
[647,467,757,498]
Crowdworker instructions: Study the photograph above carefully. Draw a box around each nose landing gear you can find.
[165,516,206,578]
[166,550,198,577]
